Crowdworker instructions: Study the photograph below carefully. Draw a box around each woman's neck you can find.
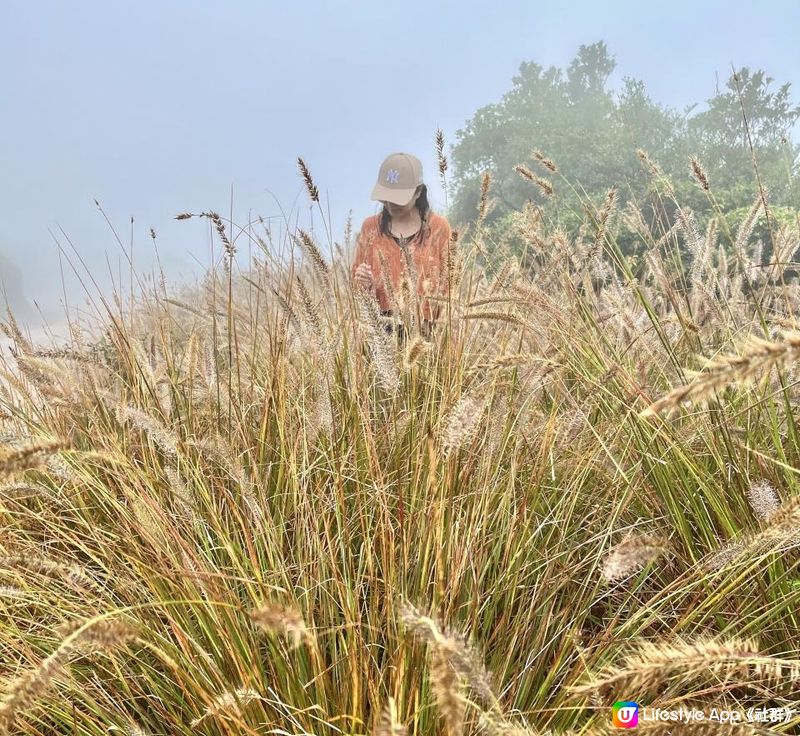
[389,209,422,235]
[393,209,420,223]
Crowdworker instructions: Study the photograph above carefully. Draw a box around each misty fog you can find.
[2,0,798,343]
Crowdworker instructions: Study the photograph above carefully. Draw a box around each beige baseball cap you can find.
[370,152,424,205]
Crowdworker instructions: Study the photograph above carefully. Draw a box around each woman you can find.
[351,152,452,341]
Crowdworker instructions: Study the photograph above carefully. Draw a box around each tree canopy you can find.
[449,41,800,257]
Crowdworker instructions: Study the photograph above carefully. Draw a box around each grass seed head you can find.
[601,532,669,582]
[297,156,320,202]
[436,129,448,176]
[250,602,311,649]
[439,392,488,456]
[0,439,68,477]
[190,688,261,727]
[531,149,558,173]
[748,478,780,521]
[689,156,710,190]
[373,697,407,736]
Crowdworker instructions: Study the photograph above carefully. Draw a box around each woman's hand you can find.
[354,263,375,291]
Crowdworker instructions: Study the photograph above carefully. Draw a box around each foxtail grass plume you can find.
[689,156,710,191]
[0,314,33,353]
[295,228,330,286]
[701,540,747,572]
[460,311,523,326]
[293,274,324,343]
[595,187,618,242]
[531,149,557,173]
[636,149,677,197]
[0,439,68,478]
[129,495,166,542]
[0,618,136,734]
[701,492,800,571]
[430,648,467,736]
[270,284,302,333]
[373,697,407,736]
[559,407,588,443]
[747,478,780,521]
[436,128,448,205]
[478,711,540,736]
[446,226,462,295]
[75,619,138,651]
[635,148,662,177]
[343,209,353,248]
[0,585,31,601]
[376,249,398,308]
[568,634,797,698]
[514,164,534,182]
[398,599,499,711]
[0,482,52,500]
[118,722,150,736]
[514,165,553,196]
[755,495,800,553]
[690,215,715,284]
[403,334,430,371]
[485,353,530,369]
[640,328,800,417]
[201,211,235,258]
[477,171,492,226]
[0,552,99,593]
[297,156,319,202]
[733,191,766,264]
[310,389,334,440]
[190,688,262,727]
[250,601,312,649]
[601,532,670,582]
[45,453,75,481]
[439,391,488,456]
[354,288,401,394]
[114,404,179,457]
[533,176,553,197]
[436,129,447,175]
[14,354,74,395]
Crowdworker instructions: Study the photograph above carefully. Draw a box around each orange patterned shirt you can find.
[350,211,452,323]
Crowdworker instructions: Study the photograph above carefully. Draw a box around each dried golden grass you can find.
[0,618,137,734]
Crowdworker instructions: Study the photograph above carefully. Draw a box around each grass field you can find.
[1,153,800,735]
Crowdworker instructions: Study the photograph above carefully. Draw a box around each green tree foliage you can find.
[684,68,800,210]
[450,41,800,259]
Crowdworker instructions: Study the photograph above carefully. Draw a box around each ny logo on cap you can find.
[386,169,400,184]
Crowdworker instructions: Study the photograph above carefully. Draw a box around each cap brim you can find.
[371,183,416,206]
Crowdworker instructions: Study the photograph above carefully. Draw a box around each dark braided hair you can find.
[378,184,431,244]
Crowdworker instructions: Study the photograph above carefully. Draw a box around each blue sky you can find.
[2,0,799,322]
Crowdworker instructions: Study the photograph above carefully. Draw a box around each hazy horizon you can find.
[3,0,799,336]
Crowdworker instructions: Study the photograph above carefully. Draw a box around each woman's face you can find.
[384,187,421,218]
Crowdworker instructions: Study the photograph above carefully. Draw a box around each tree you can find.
[685,67,800,210]
[451,43,623,229]
[449,45,800,261]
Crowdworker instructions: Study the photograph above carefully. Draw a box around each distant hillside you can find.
[0,251,35,320]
